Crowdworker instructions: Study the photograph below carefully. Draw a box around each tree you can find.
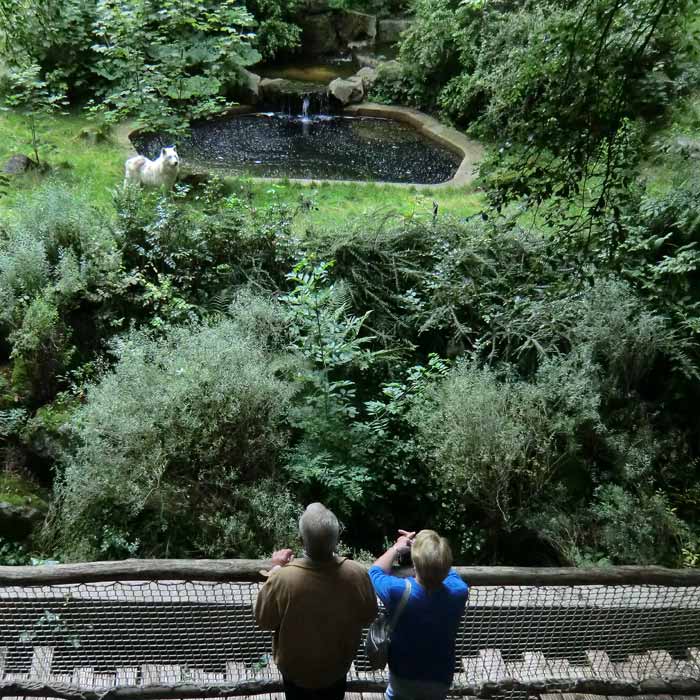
[91,0,261,132]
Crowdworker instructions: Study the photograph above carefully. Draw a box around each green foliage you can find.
[1,62,68,165]
[0,183,120,400]
[0,0,96,96]
[412,354,600,540]
[0,536,31,565]
[91,0,260,132]
[385,0,698,228]
[244,0,302,60]
[328,0,408,16]
[55,315,299,560]
[282,258,379,516]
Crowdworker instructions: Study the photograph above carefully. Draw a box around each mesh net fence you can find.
[0,577,699,698]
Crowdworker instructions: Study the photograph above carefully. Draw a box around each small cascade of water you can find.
[302,96,311,119]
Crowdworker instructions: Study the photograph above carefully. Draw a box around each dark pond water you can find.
[133,113,462,184]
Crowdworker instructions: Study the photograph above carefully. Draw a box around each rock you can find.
[260,77,327,101]
[2,153,34,175]
[336,10,377,45]
[236,68,262,104]
[377,18,413,44]
[299,13,340,55]
[0,502,46,542]
[299,0,329,13]
[353,51,381,69]
[673,136,700,158]
[329,76,365,106]
[355,66,378,90]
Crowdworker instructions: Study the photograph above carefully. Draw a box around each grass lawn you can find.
[0,111,127,213]
[640,91,700,196]
[226,178,484,230]
[0,110,485,226]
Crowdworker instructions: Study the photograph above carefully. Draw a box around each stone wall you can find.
[297,0,377,55]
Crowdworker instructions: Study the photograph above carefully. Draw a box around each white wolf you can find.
[124,146,180,188]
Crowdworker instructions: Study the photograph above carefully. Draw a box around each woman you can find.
[369,529,469,700]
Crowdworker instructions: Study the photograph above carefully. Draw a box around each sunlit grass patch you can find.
[0,110,126,213]
[224,178,485,232]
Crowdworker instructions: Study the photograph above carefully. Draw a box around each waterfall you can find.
[302,96,311,119]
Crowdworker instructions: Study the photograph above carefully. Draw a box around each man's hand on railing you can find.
[271,549,295,568]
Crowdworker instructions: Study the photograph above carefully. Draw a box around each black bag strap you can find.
[389,579,412,631]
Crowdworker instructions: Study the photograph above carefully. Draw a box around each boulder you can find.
[353,51,380,69]
[355,66,378,90]
[299,13,340,55]
[673,136,700,158]
[3,153,34,175]
[0,501,45,541]
[329,76,365,106]
[236,68,262,104]
[377,18,413,44]
[260,77,326,101]
[336,10,377,45]
[299,0,329,13]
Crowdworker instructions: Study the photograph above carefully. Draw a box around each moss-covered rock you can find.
[0,471,48,542]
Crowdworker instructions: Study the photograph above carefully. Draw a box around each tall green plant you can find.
[91,0,260,132]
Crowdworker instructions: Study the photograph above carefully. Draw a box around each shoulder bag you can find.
[364,579,412,670]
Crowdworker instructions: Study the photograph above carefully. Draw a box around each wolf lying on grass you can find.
[124,146,180,188]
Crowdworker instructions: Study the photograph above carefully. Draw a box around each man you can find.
[255,503,378,700]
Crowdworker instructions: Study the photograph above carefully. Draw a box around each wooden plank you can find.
[479,648,508,681]
[155,666,182,684]
[349,661,374,679]
[569,664,595,680]
[141,666,159,686]
[522,651,550,680]
[29,646,54,682]
[689,648,700,675]
[115,667,138,687]
[72,667,94,688]
[547,658,574,679]
[2,673,28,681]
[48,673,73,685]
[585,650,615,679]
[226,661,248,683]
[649,650,680,677]
[93,673,116,689]
[462,656,479,682]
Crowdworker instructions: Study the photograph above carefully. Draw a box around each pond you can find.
[132,113,462,185]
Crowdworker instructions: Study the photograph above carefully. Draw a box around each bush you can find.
[0,184,121,400]
[411,353,600,554]
[54,313,299,560]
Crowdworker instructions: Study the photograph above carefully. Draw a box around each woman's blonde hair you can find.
[412,530,453,590]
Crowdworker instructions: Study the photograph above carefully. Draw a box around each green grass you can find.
[0,110,484,226]
[227,178,484,231]
[0,471,47,509]
[0,111,126,213]
[641,91,700,196]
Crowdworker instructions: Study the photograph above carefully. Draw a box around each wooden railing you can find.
[0,561,699,699]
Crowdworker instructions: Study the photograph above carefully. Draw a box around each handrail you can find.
[0,559,699,586]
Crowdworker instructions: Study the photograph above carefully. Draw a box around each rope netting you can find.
[0,564,699,699]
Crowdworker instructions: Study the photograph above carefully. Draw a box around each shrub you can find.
[0,0,96,98]
[54,315,299,560]
[411,354,601,555]
[91,0,261,132]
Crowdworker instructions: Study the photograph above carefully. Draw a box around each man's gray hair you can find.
[299,503,340,561]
